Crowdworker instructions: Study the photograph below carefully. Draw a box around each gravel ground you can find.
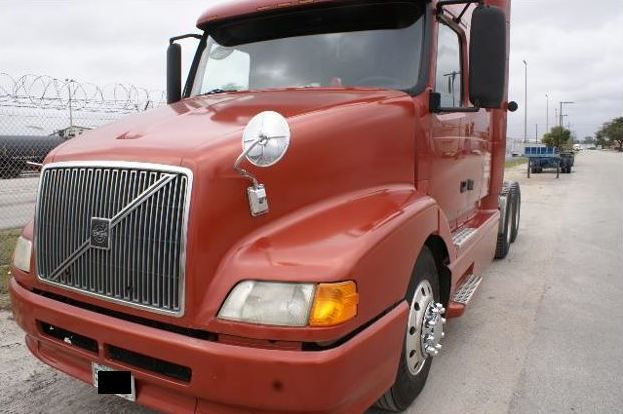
[1,150,621,414]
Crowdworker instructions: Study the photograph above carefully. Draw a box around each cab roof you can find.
[196,0,509,29]
[197,0,358,28]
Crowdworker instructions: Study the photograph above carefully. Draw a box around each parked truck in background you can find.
[10,1,521,412]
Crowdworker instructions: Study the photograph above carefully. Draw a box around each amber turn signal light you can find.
[309,281,358,327]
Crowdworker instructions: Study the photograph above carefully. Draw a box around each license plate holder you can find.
[92,363,136,402]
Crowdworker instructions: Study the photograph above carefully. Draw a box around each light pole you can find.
[523,60,528,143]
[545,93,549,134]
[559,101,574,128]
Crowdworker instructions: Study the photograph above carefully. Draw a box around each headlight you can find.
[219,281,315,327]
[218,280,358,327]
[13,236,32,273]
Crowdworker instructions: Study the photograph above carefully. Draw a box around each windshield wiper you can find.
[199,88,238,96]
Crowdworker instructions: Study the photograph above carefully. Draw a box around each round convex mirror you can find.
[242,111,291,167]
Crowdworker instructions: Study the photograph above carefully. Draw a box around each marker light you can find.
[309,281,359,327]
[13,236,32,273]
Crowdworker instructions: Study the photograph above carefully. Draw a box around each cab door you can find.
[428,19,471,228]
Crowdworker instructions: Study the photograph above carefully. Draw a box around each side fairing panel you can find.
[196,187,442,343]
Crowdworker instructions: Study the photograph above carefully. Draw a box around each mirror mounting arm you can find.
[234,138,271,217]
[429,91,480,113]
[436,0,483,13]
[436,0,483,23]
[435,106,481,114]
[234,139,263,188]
[169,33,202,45]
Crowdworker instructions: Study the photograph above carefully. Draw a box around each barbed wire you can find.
[0,73,166,113]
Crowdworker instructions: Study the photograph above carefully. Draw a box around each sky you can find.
[1,0,622,140]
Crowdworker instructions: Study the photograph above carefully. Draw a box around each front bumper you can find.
[10,278,407,414]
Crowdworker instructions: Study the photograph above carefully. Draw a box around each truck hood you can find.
[41,87,420,329]
[49,88,409,165]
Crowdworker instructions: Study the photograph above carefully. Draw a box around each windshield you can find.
[191,3,425,95]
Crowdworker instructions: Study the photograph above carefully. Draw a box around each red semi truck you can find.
[10,0,521,412]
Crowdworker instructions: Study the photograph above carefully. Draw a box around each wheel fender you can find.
[200,185,447,342]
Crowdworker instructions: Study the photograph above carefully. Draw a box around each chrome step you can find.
[452,227,477,248]
[452,274,483,305]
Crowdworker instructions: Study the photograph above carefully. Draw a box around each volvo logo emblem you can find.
[90,218,111,250]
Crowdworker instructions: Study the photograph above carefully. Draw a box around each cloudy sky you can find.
[1,0,622,139]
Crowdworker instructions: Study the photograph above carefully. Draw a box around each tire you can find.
[375,247,440,412]
[510,182,521,243]
[495,185,512,259]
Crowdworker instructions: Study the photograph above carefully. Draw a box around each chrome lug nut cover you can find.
[405,279,447,376]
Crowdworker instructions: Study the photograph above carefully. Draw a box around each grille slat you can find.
[36,162,191,316]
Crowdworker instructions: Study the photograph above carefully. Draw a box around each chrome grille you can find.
[35,162,191,316]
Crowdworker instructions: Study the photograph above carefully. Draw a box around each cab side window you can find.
[435,23,463,108]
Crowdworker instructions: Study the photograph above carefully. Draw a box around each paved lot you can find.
[0,175,38,230]
[1,151,621,413]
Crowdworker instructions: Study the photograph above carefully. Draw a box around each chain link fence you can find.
[0,73,164,272]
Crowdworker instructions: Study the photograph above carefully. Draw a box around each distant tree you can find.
[596,117,623,150]
[583,136,595,145]
[542,126,572,149]
[595,130,608,147]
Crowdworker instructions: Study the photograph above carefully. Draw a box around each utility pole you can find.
[535,124,539,143]
[523,60,528,143]
[559,101,574,128]
[545,93,549,133]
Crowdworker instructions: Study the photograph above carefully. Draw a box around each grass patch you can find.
[1,228,20,309]
[505,158,528,169]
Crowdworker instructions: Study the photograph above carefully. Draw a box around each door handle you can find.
[461,179,475,193]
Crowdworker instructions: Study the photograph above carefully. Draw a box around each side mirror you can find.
[167,43,182,104]
[469,5,507,109]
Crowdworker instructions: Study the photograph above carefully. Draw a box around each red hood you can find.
[48,88,408,165]
[40,87,421,330]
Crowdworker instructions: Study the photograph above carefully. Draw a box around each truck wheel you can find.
[510,182,521,243]
[375,247,443,412]
[495,186,512,259]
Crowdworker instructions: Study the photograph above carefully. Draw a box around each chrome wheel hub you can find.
[405,280,446,375]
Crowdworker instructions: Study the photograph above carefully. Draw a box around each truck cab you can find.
[10,1,519,413]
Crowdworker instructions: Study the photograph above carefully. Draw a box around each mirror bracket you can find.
[169,33,202,45]
[429,91,480,113]
[437,0,483,21]
[234,138,270,217]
